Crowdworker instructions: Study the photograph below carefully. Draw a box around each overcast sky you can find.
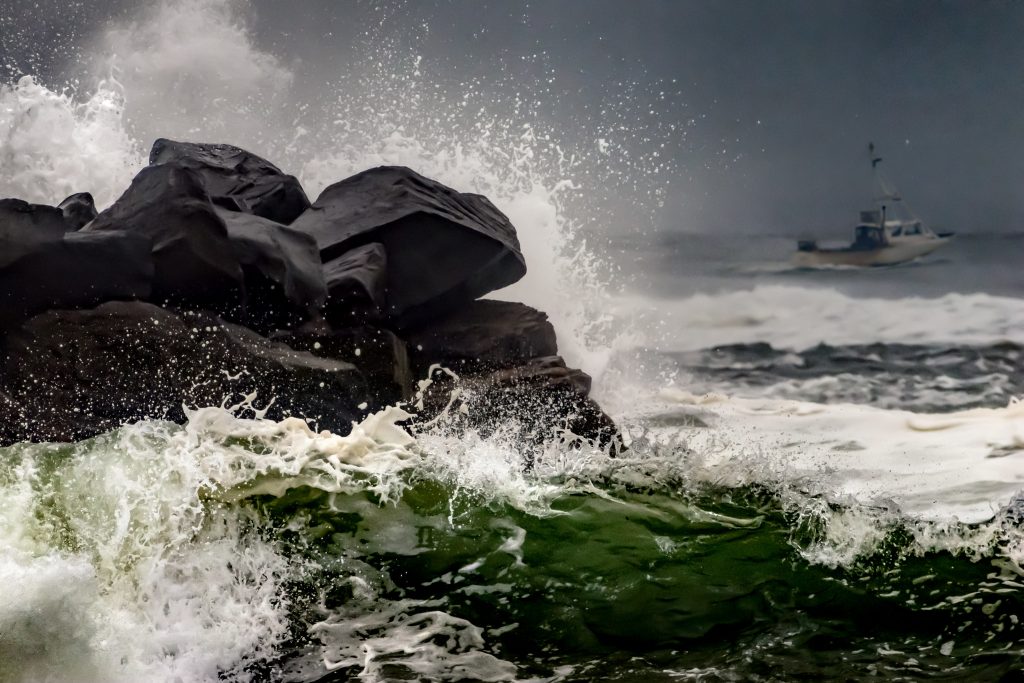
[3,0,1022,236]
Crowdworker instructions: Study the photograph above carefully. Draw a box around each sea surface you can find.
[3,3,1024,681]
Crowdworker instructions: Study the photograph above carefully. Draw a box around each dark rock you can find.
[322,242,388,323]
[150,138,310,224]
[57,192,98,230]
[290,166,526,325]
[275,325,413,409]
[0,198,68,247]
[0,301,367,444]
[414,355,617,448]
[217,209,327,328]
[85,164,324,328]
[405,299,558,375]
[85,164,243,308]
[0,230,153,330]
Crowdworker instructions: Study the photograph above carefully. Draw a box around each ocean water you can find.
[3,2,1024,681]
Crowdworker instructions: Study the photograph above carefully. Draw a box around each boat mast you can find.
[867,142,911,225]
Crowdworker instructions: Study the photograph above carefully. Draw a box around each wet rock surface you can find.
[290,165,527,325]
[85,163,244,307]
[150,138,310,224]
[0,198,68,244]
[57,191,98,230]
[405,299,558,375]
[1,301,365,443]
[413,355,618,449]
[322,241,389,323]
[217,208,327,330]
[0,230,153,328]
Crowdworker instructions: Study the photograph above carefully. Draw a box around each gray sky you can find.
[3,0,1022,236]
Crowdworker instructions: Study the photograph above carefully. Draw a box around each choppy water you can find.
[3,1,1024,681]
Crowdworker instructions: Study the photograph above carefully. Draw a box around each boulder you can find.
[414,355,618,448]
[0,230,153,330]
[322,242,388,323]
[405,299,558,375]
[150,138,310,224]
[57,192,98,230]
[0,301,367,444]
[290,166,526,325]
[216,209,327,328]
[85,164,243,308]
[274,324,413,409]
[0,198,68,248]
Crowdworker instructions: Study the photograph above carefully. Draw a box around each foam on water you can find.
[615,284,1024,352]
[9,396,1024,681]
[0,405,430,683]
[652,389,1024,524]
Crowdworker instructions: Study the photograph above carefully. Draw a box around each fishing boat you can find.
[792,144,954,268]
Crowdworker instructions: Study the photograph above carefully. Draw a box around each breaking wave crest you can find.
[615,284,1024,352]
[3,401,1024,681]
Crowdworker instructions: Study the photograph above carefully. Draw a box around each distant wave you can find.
[610,284,1024,352]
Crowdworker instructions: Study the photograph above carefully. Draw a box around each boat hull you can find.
[792,236,952,268]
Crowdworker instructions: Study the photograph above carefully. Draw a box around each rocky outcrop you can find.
[0,140,617,451]
[290,166,527,325]
[150,138,310,224]
[0,301,366,444]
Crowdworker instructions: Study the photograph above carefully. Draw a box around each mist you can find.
[2,0,1022,236]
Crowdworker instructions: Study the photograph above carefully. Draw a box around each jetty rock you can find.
[290,165,527,326]
[85,162,324,329]
[403,300,617,447]
[150,138,311,225]
[0,198,153,328]
[57,192,98,230]
[404,299,558,375]
[0,301,366,445]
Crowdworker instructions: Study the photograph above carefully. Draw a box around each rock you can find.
[0,301,367,444]
[414,355,617,448]
[85,164,324,327]
[0,230,153,330]
[322,242,388,323]
[0,198,68,248]
[405,299,558,375]
[85,164,244,308]
[290,166,526,325]
[57,192,97,230]
[217,209,327,328]
[150,138,310,224]
[274,325,413,409]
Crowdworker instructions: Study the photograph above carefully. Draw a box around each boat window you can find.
[906,223,921,235]
[890,226,902,236]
